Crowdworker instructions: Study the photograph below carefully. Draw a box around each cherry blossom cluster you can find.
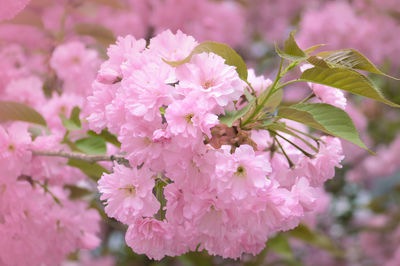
[0,123,101,265]
[89,30,344,259]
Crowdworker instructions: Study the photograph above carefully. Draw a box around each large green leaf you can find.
[75,136,107,155]
[300,66,400,107]
[0,101,47,126]
[275,31,307,61]
[317,49,399,80]
[74,23,116,46]
[67,159,108,181]
[164,41,248,81]
[288,224,344,258]
[277,103,369,151]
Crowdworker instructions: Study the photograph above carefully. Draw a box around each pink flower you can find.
[50,41,100,95]
[304,136,344,186]
[301,64,347,110]
[98,165,160,224]
[247,69,273,95]
[0,123,32,177]
[214,145,271,199]
[176,52,245,112]
[3,76,46,108]
[125,218,177,260]
[148,29,198,61]
[165,96,219,138]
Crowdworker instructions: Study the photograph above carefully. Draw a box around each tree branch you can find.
[31,149,130,166]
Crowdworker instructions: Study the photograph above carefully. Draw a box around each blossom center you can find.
[120,185,136,197]
[203,79,215,89]
[235,165,247,178]
[7,144,15,151]
[185,113,194,124]
[72,57,81,64]
[0,184,6,194]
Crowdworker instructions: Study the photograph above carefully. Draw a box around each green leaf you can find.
[277,103,370,151]
[164,41,248,81]
[300,66,400,107]
[0,101,47,126]
[67,159,108,181]
[75,136,107,155]
[306,56,331,68]
[244,88,255,102]
[64,185,93,199]
[70,107,81,127]
[304,44,326,55]
[288,224,345,258]
[60,106,82,131]
[275,31,307,61]
[28,126,43,140]
[219,101,254,127]
[74,23,116,46]
[88,129,121,148]
[268,234,294,260]
[257,86,283,113]
[317,49,399,80]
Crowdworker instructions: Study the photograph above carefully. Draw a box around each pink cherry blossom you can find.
[98,164,160,224]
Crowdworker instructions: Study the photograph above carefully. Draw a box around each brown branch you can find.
[31,150,130,167]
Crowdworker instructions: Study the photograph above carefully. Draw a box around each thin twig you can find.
[274,131,315,158]
[31,150,129,166]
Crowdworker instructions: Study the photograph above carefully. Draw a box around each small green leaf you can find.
[64,185,93,199]
[300,66,400,107]
[67,159,108,181]
[278,103,370,151]
[70,107,81,127]
[74,23,116,46]
[75,136,107,155]
[257,86,283,113]
[219,101,254,127]
[317,49,399,80]
[88,129,121,148]
[60,106,82,131]
[164,41,248,81]
[28,126,43,140]
[244,88,255,102]
[275,31,307,61]
[304,44,326,55]
[268,234,294,260]
[0,101,47,126]
[289,224,345,258]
